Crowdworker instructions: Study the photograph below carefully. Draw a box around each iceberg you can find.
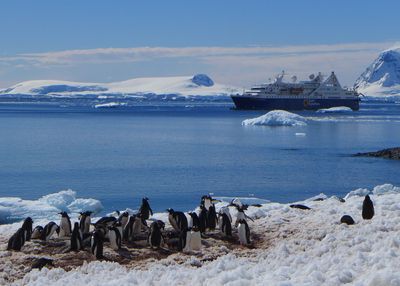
[242,110,307,126]
[316,106,353,113]
[94,102,127,108]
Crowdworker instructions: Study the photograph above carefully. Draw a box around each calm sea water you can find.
[0,101,399,214]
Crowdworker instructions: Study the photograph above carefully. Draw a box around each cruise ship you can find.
[231,71,360,110]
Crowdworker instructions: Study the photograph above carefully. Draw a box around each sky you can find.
[0,0,399,88]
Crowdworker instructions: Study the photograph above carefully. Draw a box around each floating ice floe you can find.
[0,189,102,224]
[242,110,307,127]
[94,102,127,108]
[316,106,353,113]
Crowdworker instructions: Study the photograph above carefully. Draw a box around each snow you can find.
[355,47,400,98]
[242,110,307,127]
[316,106,353,113]
[7,183,400,285]
[0,74,239,99]
[0,189,102,224]
[94,102,127,108]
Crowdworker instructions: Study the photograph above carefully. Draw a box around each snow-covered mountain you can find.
[355,47,400,97]
[0,74,239,99]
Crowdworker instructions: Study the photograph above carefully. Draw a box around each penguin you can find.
[79,211,92,234]
[207,205,218,230]
[139,197,153,220]
[183,226,202,252]
[70,222,83,251]
[340,215,355,225]
[31,226,44,239]
[148,220,165,248]
[198,205,208,233]
[113,221,124,238]
[218,212,232,237]
[58,212,72,237]
[41,222,59,241]
[90,230,104,259]
[362,195,374,220]
[108,226,122,250]
[237,219,250,245]
[167,209,188,232]
[117,211,129,229]
[7,228,25,251]
[219,206,232,222]
[201,195,213,211]
[188,212,200,229]
[31,258,53,270]
[123,214,146,241]
[235,206,254,227]
[94,216,117,228]
[21,217,33,241]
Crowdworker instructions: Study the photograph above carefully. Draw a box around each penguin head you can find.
[143,197,149,201]
[365,195,371,201]
[166,208,174,214]
[156,220,165,230]
[25,217,33,224]
[59,211,70,218]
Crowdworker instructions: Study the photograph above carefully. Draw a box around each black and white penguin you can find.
[79,211,92,234]
[7,228,26,251]
[207,205,218,230]
[198,205,208,233]
[218,212,232,237]
[219,206,232,223]
[188,212,200,229]
[31,226,44,239]
[123,214,147,241]
[183,226,202,252]
[108,226,122,250]
[90,230,104,259]
[340,215,355,225]
[139,197,153,220]
[237,219,250,245]
[58,212,72,238]
[362,195,374,220]
[235,206,254,227]
[94,216,117,228]
[148,220,165,249]
[117,211,129,229]
[41,222,59,241]
[167,209,188,232]
[70,222,83,251]
[21,217,33,241]
[201,195,213,211]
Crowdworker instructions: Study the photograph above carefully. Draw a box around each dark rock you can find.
[340,215,355,225]
[362,195,374,220]
[290,204,311,210]
[354,147,400,160]
[32,258,53,270]
[313,198,324,201]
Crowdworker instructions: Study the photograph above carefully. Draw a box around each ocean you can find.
[0,101,399,216]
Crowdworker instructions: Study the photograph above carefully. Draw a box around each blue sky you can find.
[0,0,399,87]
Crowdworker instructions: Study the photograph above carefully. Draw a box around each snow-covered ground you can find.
[1,183,400,285]
[0,74,239,99]
[242,110,307,127]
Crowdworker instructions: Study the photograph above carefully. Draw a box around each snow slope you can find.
[355,47,400,98]
[0,74,239,99]
[5,183,400,286]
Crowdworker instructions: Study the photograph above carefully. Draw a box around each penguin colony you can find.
[7,194,375,259]
[6,195,253,258]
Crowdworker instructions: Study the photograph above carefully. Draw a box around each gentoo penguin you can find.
[7,228,25,251]
[218,212,232,237]
[188,212,200,229]
[79,211,92,234]
[123,214,146,241]
[207,205,218,230]
[183,226,202,252]
[58,212,72,237]
[31,226,44,239]
[94,216,117,228]
[117,211,129,229]
[198,206,208,233]
[21,217,33,241]
[167,209,188,232]
[41,222,59,241]
[70,222,83,251]
[235,206,254,227]
[219,206,232,223]
[113,221,123,238]
[201,195,213,211]
[340,215,355,225]
[108,226,121,250]
[148,220,165,249]
[237,219,250,245]
[139,197,153,220]
[91,230,104,259]
[362,195,374,220]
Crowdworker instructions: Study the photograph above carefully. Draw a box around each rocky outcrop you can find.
[354,147,400,160]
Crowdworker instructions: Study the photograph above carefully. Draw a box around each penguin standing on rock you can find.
[21,217,33,241]
[167,209,188,232]
[79,211,92,234]
[218,212,232,237]
[183,226,202,252]
[70,222,83,251]
[117,211,129,229]
[188,212,200,229]
[198,206,208,234]
[237,219,250,245]
[7,228,26,251]
[362,195,374,220]
[148,220,165,249]
[139,197,153,220]
[108,226,122,250]
[41,222,59,241]
[91,230,104,259]
[31,226,44,239]
[207,205,218,230]
[58,212,72,237]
